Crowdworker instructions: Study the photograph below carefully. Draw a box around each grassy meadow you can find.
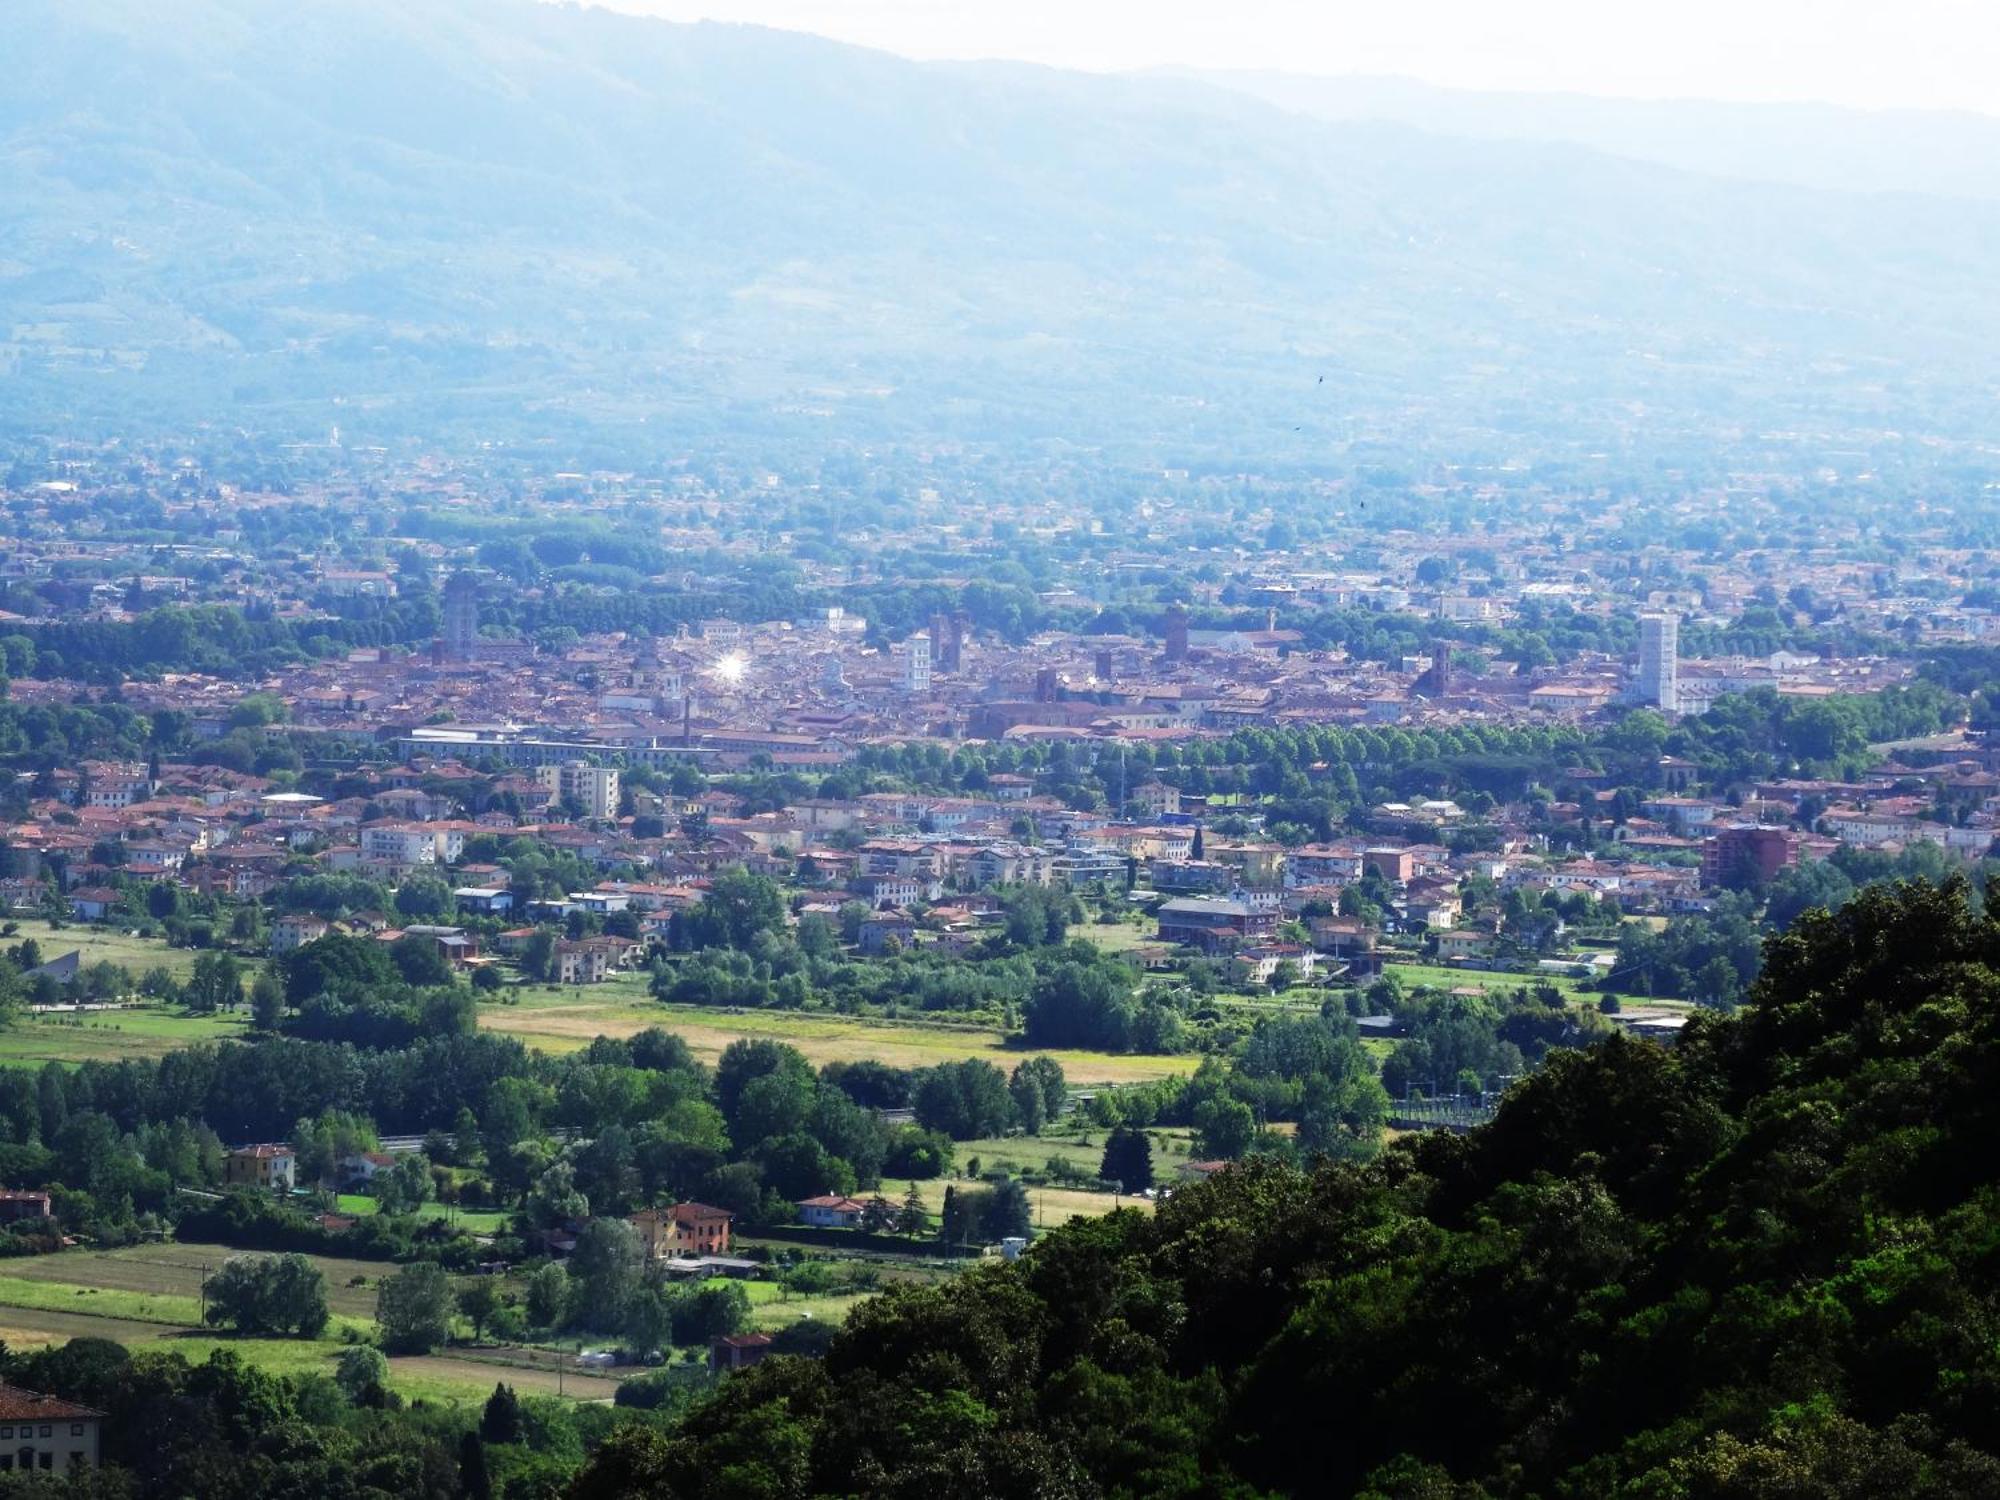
[1381,960,1593,1000]
[5,919,205,981]
[0,1242,627,1402]
[0,1005,252,1067]
[478,982,1196,1086]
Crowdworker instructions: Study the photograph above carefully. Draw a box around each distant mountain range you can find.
[3,0,1997,472]
[1169,70,2000,203]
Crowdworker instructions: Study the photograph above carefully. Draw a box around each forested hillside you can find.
[568,877,2000,1498]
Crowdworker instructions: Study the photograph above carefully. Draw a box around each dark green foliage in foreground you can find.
[0,1337,627,1500]
[570,878,2000,1498]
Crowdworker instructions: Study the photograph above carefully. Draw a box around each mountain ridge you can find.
[1164,66,2000,202]
[2,0,1996,473]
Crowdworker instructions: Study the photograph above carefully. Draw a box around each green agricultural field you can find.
[5,1242,398,1321]
[1075,921,1157,956]
[377,1349,626,1403]
[0,921,253,1066]
[741,1278,875,1334]
[0,1270,208,1330]
[136,1333,627,1404]
[0,1005,253,1067]
[1381,961,1592,1000]
[910,1123,1204,1228]
[960,1125,1198,1184]
[0,1246,625,1402]
[0,1265,369,1341]
[479,991,1195,1087]
[331,1195,511,1235]
[4,919,206,981]
[0,1271,374,1354]
[0,1305,182,1350]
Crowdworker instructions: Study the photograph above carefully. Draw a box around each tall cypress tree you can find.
[479,1382,522,1445]
[459,1433,491,1500]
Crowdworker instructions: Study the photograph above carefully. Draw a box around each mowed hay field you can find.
[480,987,1196,1087]
[741,1279,876,1335]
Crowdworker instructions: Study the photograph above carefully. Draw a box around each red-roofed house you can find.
[0,1384,103,1474]
[797,1194,869,1229]
[631,1201,734,1259]
[710,1332,773,1374]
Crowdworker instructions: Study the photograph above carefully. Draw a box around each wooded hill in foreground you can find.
[571,877,2000,1498]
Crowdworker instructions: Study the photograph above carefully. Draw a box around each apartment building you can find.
[537,761,621,821]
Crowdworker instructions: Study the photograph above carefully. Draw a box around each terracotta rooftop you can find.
[0,1384,103,1422]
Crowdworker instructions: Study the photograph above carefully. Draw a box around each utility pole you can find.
[198,1261,209,1325]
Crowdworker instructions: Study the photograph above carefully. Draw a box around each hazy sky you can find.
[588,0,2000,114]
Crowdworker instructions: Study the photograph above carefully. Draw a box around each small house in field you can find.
[796,1194,869,1229]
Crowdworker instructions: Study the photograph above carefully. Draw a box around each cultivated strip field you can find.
[0,1244,631,1402]
[4,1243,394,1320]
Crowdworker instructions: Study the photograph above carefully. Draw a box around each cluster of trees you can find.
[1089,1012,1388,1162]
[843,674,1959,858]
[201,1252,329,1337]
[481,1220,753,1356]
[3,600,443,683]
[1666,681,1962,780]
[1375,979,1614,1098]
[1097,1126,1153,1192]
[1606,893,1764,1008]
[854,717,1587,822]
[643,869,1186,1054]
[463,1033,1066,1247]
[277,932,479,1049]
[575,878,2000,1498]
[1020,945,1182,1053]
[177,1191,483,1268]
[909,1056,1066,1140]
[0,1335,632,1499]
[938,1177,1033,1248]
